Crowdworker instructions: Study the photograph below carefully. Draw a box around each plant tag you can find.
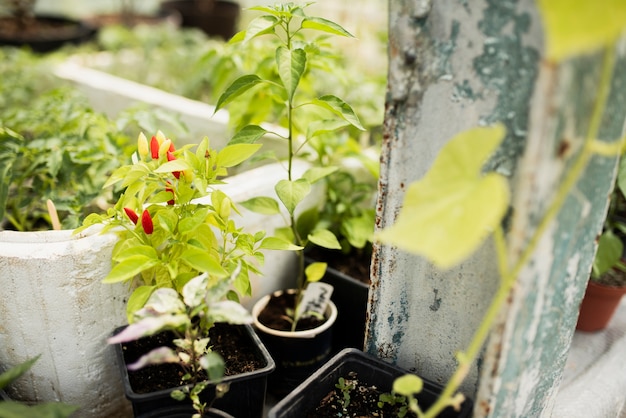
[296,282,334,319]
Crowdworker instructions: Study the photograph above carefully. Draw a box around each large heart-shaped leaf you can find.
[376,124,509,269]
[537,0,626,61]
[276,46,306,101]
[275,178,311,215]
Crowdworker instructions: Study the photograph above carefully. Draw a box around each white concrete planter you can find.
[0,226,132,417]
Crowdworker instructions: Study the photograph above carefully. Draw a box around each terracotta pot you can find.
[576,280,626,332]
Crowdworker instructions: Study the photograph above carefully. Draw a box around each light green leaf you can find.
[311,95,365,131]
[537,0,626,61]
[308,229,342,250]
[393,374,424,396]
[217,143,262,168]
[103,255,160,283]
[228,125,267,145]
[302,16,354,37]
[376,124,509,269]
[592,230,623,278]
[215,75,265,112]
[126,286,156,322]
[180,247,228,277]
[0,356,39,390]
[243,15,279,41]
[259,236,303,251]
[154,159,191,174]
[275,178,311,215]
[305,262,327,283]
[306,119,350,139]
[240,196,281,215]
[302,166,338,184]
[276,46,306,101]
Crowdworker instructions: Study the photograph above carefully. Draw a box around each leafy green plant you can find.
[0,356,78,417]
[335,376,356,413]
[214,3,366,331]
[79,131,295,319]
[108,272,249,418]
[376,1,626,417]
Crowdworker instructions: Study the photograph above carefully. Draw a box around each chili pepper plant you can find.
[214,2,366,331]
[79,130,296,320]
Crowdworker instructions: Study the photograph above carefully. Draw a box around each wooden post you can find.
[367,0,626,416]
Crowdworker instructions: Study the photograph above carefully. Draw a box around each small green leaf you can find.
[228,125,267,145]
[305,262,327,283]
[243,15,279,41]
[276,47,306,101]
[180,247,228,277]
[259,236,303,251]
[240,196,281,215]
[126,286,156,321]
[154,159,191,174]
[0,356,39,390]
[302,166,339,184]
[376,124,509,269]
[103,255,160,284]
[216,143,262,168]
[275,178,311,215]
[537,0,626,61]
[215,75,265,112]
[302,17,355,37]
[311,95,365,131]
[308,229,342,250]
[592,230,623,278]
[306,119,350,139]
[393,374,424,396]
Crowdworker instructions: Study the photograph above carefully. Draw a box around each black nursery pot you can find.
[252,290,338,397]
[0,15,97,52]
[137,405,234,418]
[112,323,274,418]
[268,348,474,418]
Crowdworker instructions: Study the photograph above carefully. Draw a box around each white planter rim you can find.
[252,289,338,339]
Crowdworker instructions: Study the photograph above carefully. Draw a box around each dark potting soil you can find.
[307,371,416,418]
[596,266,626,287]
[121,323,264,394]
[257,292,326,332]
[307,246,372,285]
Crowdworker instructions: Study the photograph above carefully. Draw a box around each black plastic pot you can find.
[112,323,274,418]
[308,257,369,353]
[268,348,474,418]
[0,15,96,53]
[252,289,338,397]
[160,0,240,40]
[137,405,234,418]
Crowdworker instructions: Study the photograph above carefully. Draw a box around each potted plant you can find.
[80,130,294,416]
[0,0,96,52]
[268,348,473,418]
[108,272,272,418]
[577,157,626,332]
[213,3,366,395]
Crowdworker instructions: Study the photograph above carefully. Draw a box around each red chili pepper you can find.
[141,210,154,234]
[167,151,181,179]
[150,136,159,160]
[165,181,175,206]
[123,207,139,224]
[169,142,175,153]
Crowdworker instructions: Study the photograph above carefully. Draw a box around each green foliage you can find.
[335,376,356,412]
[0,356,78,418]
[79,132,291,320]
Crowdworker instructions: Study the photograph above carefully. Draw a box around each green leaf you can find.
[228,125,267,145]
[311,95,365,131]
[393,374,424,396]
[276,47,306,101]
[103,255,160,284]
[154,159,191,174]
[302,17,355,37]
[0,356,39,390]
[341,213,375,249]
[240,196,281,215]
[259,236,303,251]
[216,143,262,168]
[537,0,626,61]
[592,230,624,278]
[305,262,327,283]
[215,75,265,112]
[302,166,338,184]
[308,229,342,250]
[180,247,228,277]
[243,15,279,42]
[376,124,509,269]
[126,286,156,322]
[275,178,311,215]
[306,119,350,139]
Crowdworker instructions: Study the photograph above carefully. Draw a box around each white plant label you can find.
[296,282,334,319]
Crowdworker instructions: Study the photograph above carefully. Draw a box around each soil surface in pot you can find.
[307,371,416,417]
[307,246,372,285]
[257,292,326,332]
[122,323,264,394]
[595,266,626,287]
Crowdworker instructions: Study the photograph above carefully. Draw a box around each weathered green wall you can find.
[368,0,626,416]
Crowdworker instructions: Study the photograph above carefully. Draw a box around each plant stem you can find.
[421,46,617,418]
